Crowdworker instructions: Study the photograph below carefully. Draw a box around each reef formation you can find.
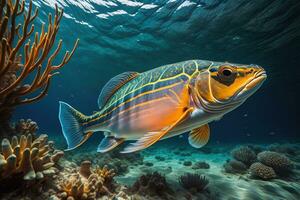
[223,145,295,181]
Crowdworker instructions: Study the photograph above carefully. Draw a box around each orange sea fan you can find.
[0,0,78,131]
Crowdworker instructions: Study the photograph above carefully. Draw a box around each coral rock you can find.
[231,146,257,166]
[249,162,276,180]
[257,151,293,174]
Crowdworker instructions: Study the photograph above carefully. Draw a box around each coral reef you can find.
[0,0,78,134]
[56,161,116,200]
[223,159,247,174]
[130,171,173,198]
[0,134,63,191]
[12,119,38,137]
[178,173,209,192]
[257,151,293,174]
[68,149,144,175]
[249,162,276,180]
[231,146,257,166]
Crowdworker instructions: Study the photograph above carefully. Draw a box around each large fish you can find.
[59,60,266,153]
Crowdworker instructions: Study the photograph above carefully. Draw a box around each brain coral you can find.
[0,134,63,181]
[231,146,257,166]
[257,151,293,173]
[249,162,276,180]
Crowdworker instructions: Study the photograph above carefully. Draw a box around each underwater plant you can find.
[249,162,276,180]
[0,134,64,189]
[178,173,209,192]
[0,0,78,134]
[257,151,293,174]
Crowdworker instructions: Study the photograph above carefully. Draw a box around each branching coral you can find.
[0,134,63,183]
[231,146,257,166]
[249,162,276,180]
[57,161,116,200]
[58,173,105,200]
[94,165,116,189]
[0,0,78,132]
[178,173,209,192]
[257,151,293,174]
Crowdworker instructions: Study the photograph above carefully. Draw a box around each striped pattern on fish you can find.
[58,59,266,153]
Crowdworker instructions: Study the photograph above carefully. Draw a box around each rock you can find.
[183,161,192,166]
[192,161,210,169]
[155,156,165,161]
[144,162,153,167]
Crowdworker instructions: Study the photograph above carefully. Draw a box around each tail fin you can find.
[58,101,93,151]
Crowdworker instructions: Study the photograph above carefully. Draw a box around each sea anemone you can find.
[178,173,209,192]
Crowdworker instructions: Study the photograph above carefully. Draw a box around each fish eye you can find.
[222,69,232,76]
[217,66,237,83]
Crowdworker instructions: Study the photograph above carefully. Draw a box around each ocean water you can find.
[3,0,300,199]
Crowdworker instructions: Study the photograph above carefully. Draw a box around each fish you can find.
[58,60,267,153]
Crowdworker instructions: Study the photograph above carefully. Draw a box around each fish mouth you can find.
[234,70,267,100]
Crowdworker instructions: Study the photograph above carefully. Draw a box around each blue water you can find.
[15,0,299,146]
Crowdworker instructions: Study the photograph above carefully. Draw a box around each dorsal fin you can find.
[98,71,139,109]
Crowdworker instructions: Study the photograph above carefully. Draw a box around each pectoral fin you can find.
[121,107,193,153]
[188,124,210,148]
[97,136,124,153]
